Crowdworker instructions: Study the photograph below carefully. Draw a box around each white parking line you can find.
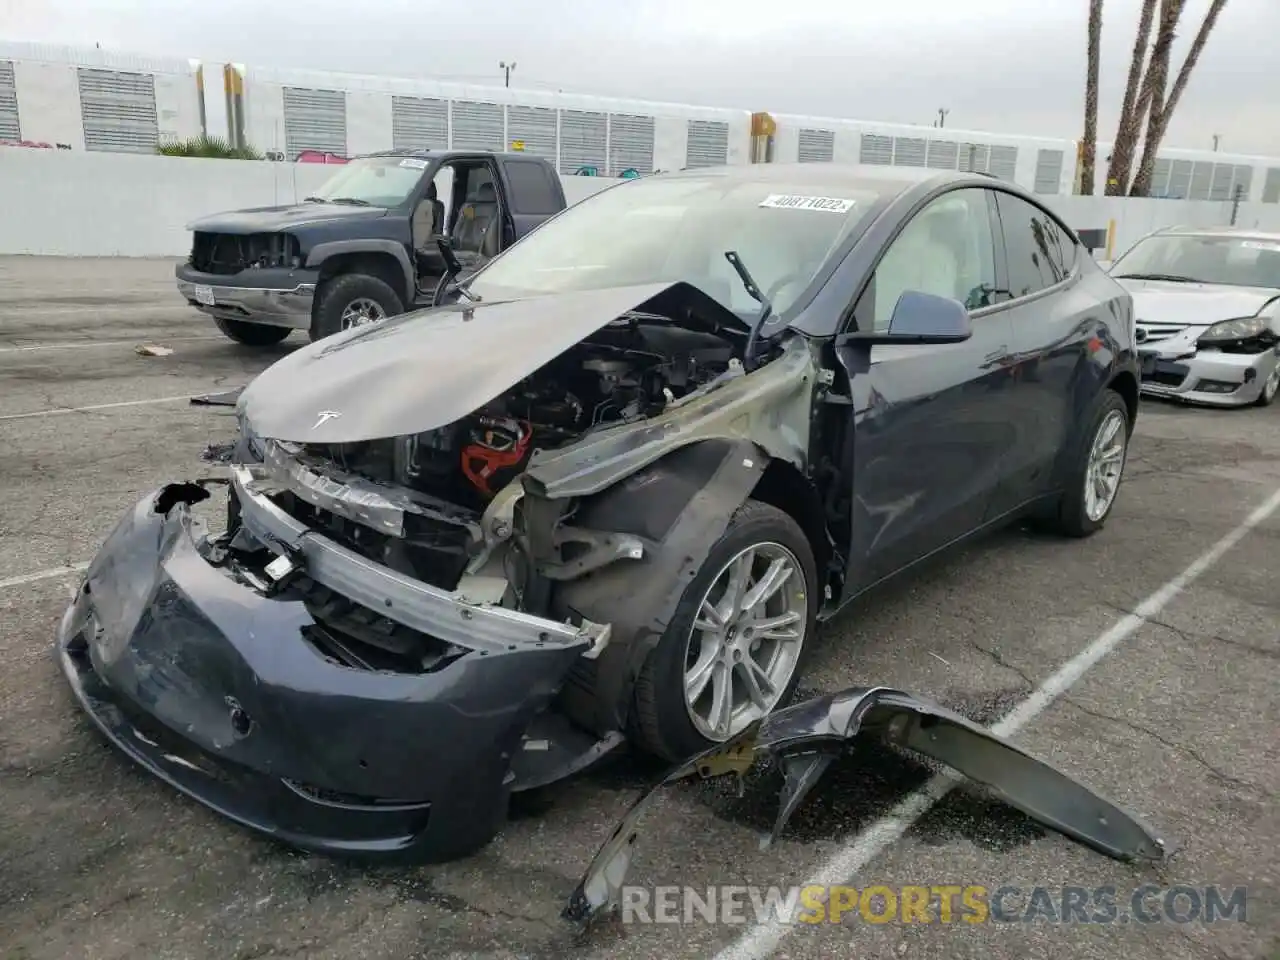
[714,484,1280,960]
[0,563,90,591]
[0,336,220,354]
[0,394,195,421]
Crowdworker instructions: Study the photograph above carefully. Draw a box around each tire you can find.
[1047,389,1131,538]
[1253,361,1280,407]
[213,316,291,347]
[309,273,405,342]
[632,500,819,762]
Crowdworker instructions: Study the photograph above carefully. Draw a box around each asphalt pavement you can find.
[1,255,1276,960]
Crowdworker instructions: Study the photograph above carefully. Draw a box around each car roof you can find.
[353,149,537,162]
[1154,224,1280,243]
[657,162,999,197]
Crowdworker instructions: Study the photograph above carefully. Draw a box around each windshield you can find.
[307,156,428,208]
[466,175,882,315]
[1112,234,1280,289]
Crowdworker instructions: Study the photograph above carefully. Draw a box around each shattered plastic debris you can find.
[135,344,174,357]
[200,441,236,464]
[190,386,246,407]
[563,685,1170,929]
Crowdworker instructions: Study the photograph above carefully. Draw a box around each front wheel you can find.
[310,273,405,342]
[1048,389,1131,537]
[633,500,818,762]
[213,316,291,347]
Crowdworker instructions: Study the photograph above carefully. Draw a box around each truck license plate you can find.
[193,284,216,306]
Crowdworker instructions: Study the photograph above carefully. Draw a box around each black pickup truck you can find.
[176,150,569,345]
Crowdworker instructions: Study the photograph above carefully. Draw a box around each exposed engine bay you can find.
[257,316,742,600]
[305,318,736,508]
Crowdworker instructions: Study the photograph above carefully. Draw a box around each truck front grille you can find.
[190,232,299,274]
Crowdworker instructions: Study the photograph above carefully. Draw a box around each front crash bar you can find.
[230,464,609,655]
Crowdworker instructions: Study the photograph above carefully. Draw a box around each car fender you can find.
[305,239,414,302]
[551,438,768,736]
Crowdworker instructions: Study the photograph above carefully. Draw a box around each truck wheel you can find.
[310,273,405,342]
[213,317,291,346]
[1046,389,1130,537]
[633,500,818,762]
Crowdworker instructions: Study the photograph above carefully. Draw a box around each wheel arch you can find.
[308,241,413,307]
[1108,369,1139,428]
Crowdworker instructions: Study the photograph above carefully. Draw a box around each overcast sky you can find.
[4,0,1276,156]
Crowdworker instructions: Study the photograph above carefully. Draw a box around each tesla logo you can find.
[312,410,342,430]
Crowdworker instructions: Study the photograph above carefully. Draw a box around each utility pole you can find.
[936,107,950,129]
[499,61,516,88]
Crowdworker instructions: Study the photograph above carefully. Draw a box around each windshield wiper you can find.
[724,250,773,371]
[302,196,373,206]
[1112,272,1196,283]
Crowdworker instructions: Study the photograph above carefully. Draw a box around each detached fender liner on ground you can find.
[55,484,592,863]
[564,685,1169,926]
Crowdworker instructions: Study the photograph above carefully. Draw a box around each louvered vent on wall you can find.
[1166,159,1193,198]
[987,145,1018,181]
[559,109,606,173]
[391,96,447,150]
[1263,168,1280,204]
[1231,165,1253,200]
[893,137,927,167]
[797,128,834,163]
[859,134,893,165]
[957,143,989,173]
[0,61,19,141]
[686,120,729,168]
[926,140,958,169]
[506,105,557,159]
[1033,149,1065,194]
[1151,158,1172,196]
[77,68,158,154]
[608,113,655,175]
[451,100,504,151]
[283,87,346,160]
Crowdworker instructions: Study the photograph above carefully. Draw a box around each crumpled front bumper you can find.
[1139,339,1280,406]
[56,484,594,861]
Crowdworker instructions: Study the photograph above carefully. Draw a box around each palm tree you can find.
[1103,0,1157,195]
[1129,0,1230,195]
[1080,0,1105,196]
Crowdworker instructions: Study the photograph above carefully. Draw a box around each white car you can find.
[1110,226,1280,407]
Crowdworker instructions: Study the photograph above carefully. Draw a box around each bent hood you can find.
[1116,278,1280,327]
[239,281,749,444]
[186,203,389,234]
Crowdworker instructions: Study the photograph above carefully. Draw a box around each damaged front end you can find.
[58,280,825,860]
[564,686,1169,927]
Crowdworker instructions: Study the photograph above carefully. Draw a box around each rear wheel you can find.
[1254,362,1280,407]
[310,273,405,342]
[633,500,818,762]
[213,316,291,347]
[1047,389,1130,537]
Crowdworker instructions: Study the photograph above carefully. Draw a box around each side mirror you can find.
[839,291,973,346]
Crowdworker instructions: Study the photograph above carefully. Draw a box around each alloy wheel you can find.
[340,297,387,329]
[1084,409,1127,522]
[682,541,808,741]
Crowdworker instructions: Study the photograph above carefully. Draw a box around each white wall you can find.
[0,149,623,257]
[0,148,1276,259]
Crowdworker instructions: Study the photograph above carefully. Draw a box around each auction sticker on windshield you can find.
[399,158,429,169]
[759,194,857,213]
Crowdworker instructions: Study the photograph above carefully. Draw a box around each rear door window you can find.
[994,192,1079,299]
